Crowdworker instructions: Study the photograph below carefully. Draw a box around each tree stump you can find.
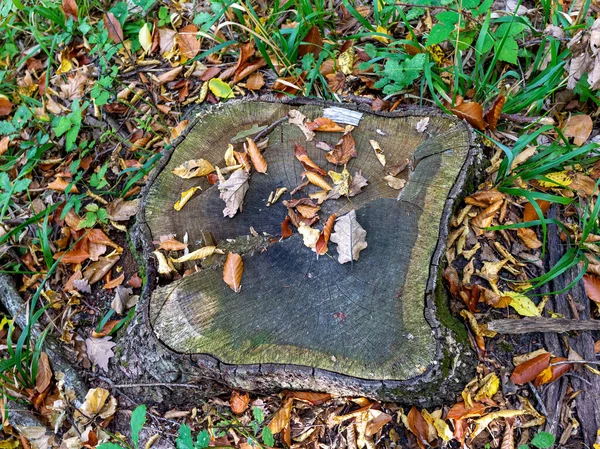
[136,98,477,402]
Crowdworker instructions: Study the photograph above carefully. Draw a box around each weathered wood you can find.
[136,98,477,402]
[488,317,600,333]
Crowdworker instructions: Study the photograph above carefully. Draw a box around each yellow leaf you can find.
[298,223,320,250]
[0,439,20,449]
[171,159,215,179]
[474,373,499,401]
[153,251,176,274]
[209,78,234,99]
[374,25,390,44]
[224,144,236,166]
[139,23,152,53]
[56,57,72,74]
[328,166,351,196]
[472,410,527,438]
[502,291,541,317]
[171,246,219,263]
[538,170,572,188]
[369,140,386,166]
[174,186,202,211]
[338,46,355,75]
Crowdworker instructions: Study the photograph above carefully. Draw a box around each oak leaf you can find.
[218,169,249,218]
[245,138,267,173]
[330,210,367,264]
[326,131,357,165]
[85,336,116,371]
[223,252,243,293]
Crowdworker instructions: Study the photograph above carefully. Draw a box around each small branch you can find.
[527,382,549,418]
[487,317,600,334]
[253,116,288,142]
[499,113,554,125]
[551,360,600,366]
[109,382,206,389]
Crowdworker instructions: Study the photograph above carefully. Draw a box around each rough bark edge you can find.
[129,96,480,405]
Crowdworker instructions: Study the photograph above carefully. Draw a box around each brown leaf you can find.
[128,273,143,288]
[306,117,345,132]
[104,12,123,43]
[471,200,503,235]
[267,397,294,446]
[106,198,140,221]
[299,25,323,58]
[157,66,183,86]
[246,138,267,173]
[230,391,250,415]
[103,273,124,289]
[281,216,293,239]
[35,352,52,393]
[0,96,12,117]
[92,320,121,338]
[48,177,79,193]
[84,254,120,285]
[563,114,593,146]
[485,94,506,130]
[294,143,326,176]
[61,0,78,20]
[234,150,251,172]
[303,171,332,191]
[245,72,265,90]
[465,188,505,207]
[446,401,486,420]
[223,252,243,293]
[407,406,430,448]
[330,210,367,264]
[158,238,188,251]
[283,391,331,405]
[534,357,572,386]
[316,213,337,255]
[450,102,487,131]
[516,227,542,249]
[326,131,357,165]
[177,24,200,59]
[584,274,600,303]
[523,199,550,222]
[510,352,551,385]
[219,169,250,218]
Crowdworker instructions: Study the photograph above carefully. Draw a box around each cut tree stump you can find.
[135,98,477,402]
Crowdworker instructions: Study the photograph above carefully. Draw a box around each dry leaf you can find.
[139,23,152,53]
[172,159,215,179]
[316,214,337,255]
[510,352,551,385]
[407,406,431,448]
[246,72,265,90]
[158,237,187,251]
[446,401,486,420]
[584,274,600,302]
[106,198,140,221]
[177,24,200,58]
[104,12,123,43]
[223,252,243,293]
[281,216,293,239]
[415,117,429,132]
[61,0,78,20]
[298,223,320,250]
[330,210,367,264]
[534,357,572,386]
[326,131,357,165]
[294,143,326,175]
[299,25,323,58]
[523,199,551,222]
[246,138,267,173]
[230,391,250,415]
[338,46,355,75]
[450,102,487,131]
[48,177,79,193]
[369,140,386,166]
[472,410,527,438]
[485,94,506,130]
[383,175,406,190]
[306,117,345,132]
[329,167,351,196]
[288,110,315,141]
[563,114,593,146]
[268,397,294,447]
[517,227,542,249]
[502,291,541,317]
[283,391,331,405]
[174,186,202,211]
[111,286,138,315]
[172,246,218,263]
[219,169,250,218]
[35,352,52,393]
[303,171,332,191]
[153,250,176,274]
[85,336,116,371]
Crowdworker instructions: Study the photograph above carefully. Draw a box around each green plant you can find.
[97,404,147,449]
[518,431,555,449]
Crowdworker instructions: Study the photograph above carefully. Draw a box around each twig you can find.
[253,116,288,142]
[109,382,206,389]
[487,317,600,334]
[499,113,554,125]
[551,360,600,366]
[527,382,549,418]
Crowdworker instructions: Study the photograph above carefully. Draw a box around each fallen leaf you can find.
[471,200,503,234]
[172,246,218,263]
[316,214,337,255]
[349,171,369,196]
[174,186,202,211]
[61,0,78,20]
[326,131,357,165]
[306,117,345,132]
[230,391,250,415]
[538,170,572,187]
[303,171,332,191]
[219,169,249,218]
[383,175,406,190]
[338,46,355,75]
[281,216,293,239]
[103,273,124,289]
[106,198,140,221]
[0,96,12,117]
[139,23,152,53]
[158,66,183,86]
[472,410,527,438]
[523,199,551,222]
[517,227,542,249]
[502,291,541,317]
[153,251,176,274]
[329,167,351,196]
[415,117,429,132]
[209,78,234,99]
[450,102,487,131]
[584,274,600,303]
[111,286,138,315]
[267,397,294,446]
[78,387,116,421]
[177,24,200,58]
[157,237,188,251]
[485,94,506,130]
[85,336,116,371]
[246,138,267,173]
[474,373,500,401]
[299,25,323,58]
[446,401,486,420]
[223,252,243,293]
[510,352,551,385]
[298,223,320,250]
[563,114,593,146]
[84,254,120,285]
[407,406,431,448]
[245,72,265,90]
[330,210,368,264]
[48,177,79,193]
[288,110,315,141]
[35,352,52,393]
[104,12,123,43]
[369,140,386,166]
[171,159,215,179]
[283,391,331,405]
[294,143,326,176]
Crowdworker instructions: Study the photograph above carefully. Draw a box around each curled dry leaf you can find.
[465,188,505,207]
[171,159,215,179]
[104,12,123,43]
[230,391,250,415]
[268,397,294,447]
[510,352,551,385]
[306,117,345,132]
[157,237,187,251]
[294,143,326,175]
[245,138,267,173]
[485,94,506,130]
[281,216,293,239]
[316,214,337,255]
[383,175,405,190]
[299,25,323,58]
[298,223,320,250]
[450,101,487,131]
[303,171,332,191]
[154,251,176,274]
[61,0,78,20]
[174,186,202,211]
[471,200,503,235]
[288,109,315,141]
[563,114,593,146]
[326,131,357,165]
[330,210,368,264]
[223,252,243,293]
[219,169,250,218]
[583,274,600,303]
[369,140,386,166]
[472,410,527,439]
[176,24,200,58]
[172,246,218,263]
[517,227,542,249]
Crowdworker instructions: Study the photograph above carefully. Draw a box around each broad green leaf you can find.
[176,424,194,449]
[130,404,147,448]
[208,78,234,99]
[495,37,519,64]
[97,444,127,449]
[195,430,210,449]
[252,406,265,423]
[261,427,274,447]
[427,22,454,45]
[530,432,555,449]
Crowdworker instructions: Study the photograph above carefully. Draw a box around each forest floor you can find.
[1,0,600,448]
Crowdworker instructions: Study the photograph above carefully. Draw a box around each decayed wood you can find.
[488,317,600,333]
[135,97,478,403]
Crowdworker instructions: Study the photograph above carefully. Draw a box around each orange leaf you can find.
[306,117,345,132]
[246,138,267,173]
[245,72,265,91]
[234,150,252,172]
[103,273,124,289]
[267,397,294,446]
[485,94,506,130]
[584,274,600,303]
[35,352,52,393]
[223,252,243,293]
[446,401,486,420]
[158,237,188,251]
[61,0,78,20]
[326,131,357,165]
[281,216,293,239]
[451,102,487,131]
[230,390,250,415]
[0,97,12,117]
[316,213,336,255]
[283,391,331,405]
[92,319,121,338]
[510,352,551,385]
[563,114,593,146]
[534,357,572,387]
[177,24,200,58]
[407,406,430,448]
[298,25,323,58]
[48,177,79,193]
[294,143,327,176]
[104,12,123,43]
[303,171,332,191]
[523,199,550,222]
